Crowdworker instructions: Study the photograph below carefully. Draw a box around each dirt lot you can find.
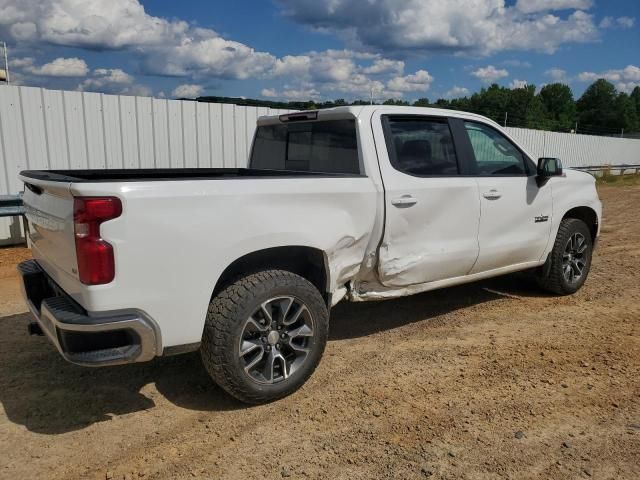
[0,184,638,480]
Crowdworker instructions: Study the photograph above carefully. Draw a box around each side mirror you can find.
[537,157,563,178]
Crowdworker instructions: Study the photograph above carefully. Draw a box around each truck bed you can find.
[20,168,361,183]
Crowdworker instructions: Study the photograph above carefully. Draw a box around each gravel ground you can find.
[0,184,638,480]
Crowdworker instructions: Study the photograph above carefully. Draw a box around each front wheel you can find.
[537,218,593,295]
[201,270,329,404]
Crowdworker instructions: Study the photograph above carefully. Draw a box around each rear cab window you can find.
[250,119,361,174]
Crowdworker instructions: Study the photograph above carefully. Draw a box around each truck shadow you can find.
[329,272,546,340]
[0,313,237,435]
[0,273,544,434]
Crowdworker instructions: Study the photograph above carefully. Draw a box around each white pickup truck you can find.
[18,106,602,403]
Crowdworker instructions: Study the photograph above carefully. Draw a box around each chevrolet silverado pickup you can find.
[18,106,602,403]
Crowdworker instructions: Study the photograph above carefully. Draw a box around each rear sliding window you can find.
[250,119,360,174]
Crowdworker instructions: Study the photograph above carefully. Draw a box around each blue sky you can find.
[1,0,639,101]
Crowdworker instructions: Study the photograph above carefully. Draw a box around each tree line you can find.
[196,79,640,137]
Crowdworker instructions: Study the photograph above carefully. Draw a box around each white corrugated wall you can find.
[0,86,292,245]
[505,127,640,167]
[1,86,640,245]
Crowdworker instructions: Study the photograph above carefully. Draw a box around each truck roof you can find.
[257,105,502,130]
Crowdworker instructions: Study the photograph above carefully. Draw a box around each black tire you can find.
[537,218,593,295]
[200,270,329,404]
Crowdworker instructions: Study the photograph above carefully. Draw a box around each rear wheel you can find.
[201,270,329,404]
[537,218,593,295]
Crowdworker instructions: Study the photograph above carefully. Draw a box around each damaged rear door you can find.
[372,112,481,287]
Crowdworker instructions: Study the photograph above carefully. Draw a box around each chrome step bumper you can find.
[18,259,158,366]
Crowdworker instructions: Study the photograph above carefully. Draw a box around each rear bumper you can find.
[18,259,159,366]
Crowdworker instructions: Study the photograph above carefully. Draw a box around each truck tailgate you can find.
[21,178,79,285]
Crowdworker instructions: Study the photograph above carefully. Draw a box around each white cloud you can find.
[502,60,532,68]
[282,88,321,100]
[3,0,622,102]
[471,65,509,83]
[259,87,321,100]
[444,86,470,98]
[0,0,189,49]
[577,65,640,93]
[0,0,276,81]
[267,49,415,98]
[78,68,151,96]
[91,68,133,84]
[545,68,569,82]
[599,16,613,28]
[0,0,416,98]
[509,79,528,89]
[277,0,599,55]
[363,59,404,75]
[9,57,35,69]
[616,17,636,29]
[144,35,277,79]
[515,0,593,14]
[26,57,88,77]
[387,70,433,92]
[171,84,203,98]
[273,55,312,77]
[600,16,635,29]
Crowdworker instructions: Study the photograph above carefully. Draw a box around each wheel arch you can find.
[561,206,599,242]
[212,246,330,305]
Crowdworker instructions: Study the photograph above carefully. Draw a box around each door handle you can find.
[482,189,502,200]
[391,195,418,208]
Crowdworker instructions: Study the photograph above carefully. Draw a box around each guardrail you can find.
[573,164,640,175]
[0,194,24,218]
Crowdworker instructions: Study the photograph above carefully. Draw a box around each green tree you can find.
[505,84,547,129]
[383,98,410,106]
[468,84,510,124]
[630,87,640,132]
[413,97,430,107]
[576,79,618,133]
[538,83,576,131]
[613,92,639,134]
[449,96,472,112]
[433,98,452,108]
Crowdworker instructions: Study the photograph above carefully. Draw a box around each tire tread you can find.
[201,270,328,404]
[537,218,592,295]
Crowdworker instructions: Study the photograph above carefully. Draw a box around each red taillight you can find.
[73,197,122,285]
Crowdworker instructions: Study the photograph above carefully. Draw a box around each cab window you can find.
[385,117,459,176]
[250,119,360,174]
[464,122,528,176]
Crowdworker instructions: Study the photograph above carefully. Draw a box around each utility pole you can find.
[1,42,9,84]
[621,128,624,138]
[574,122,578,134]
[503,112,508,127]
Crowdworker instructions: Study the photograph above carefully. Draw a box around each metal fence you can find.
[0,85,292,245]
[1,85,640,245]
[504,127,640,169]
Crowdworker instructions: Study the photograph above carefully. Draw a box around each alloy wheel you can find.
[562,232,588,284]
[238,296,314,384]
